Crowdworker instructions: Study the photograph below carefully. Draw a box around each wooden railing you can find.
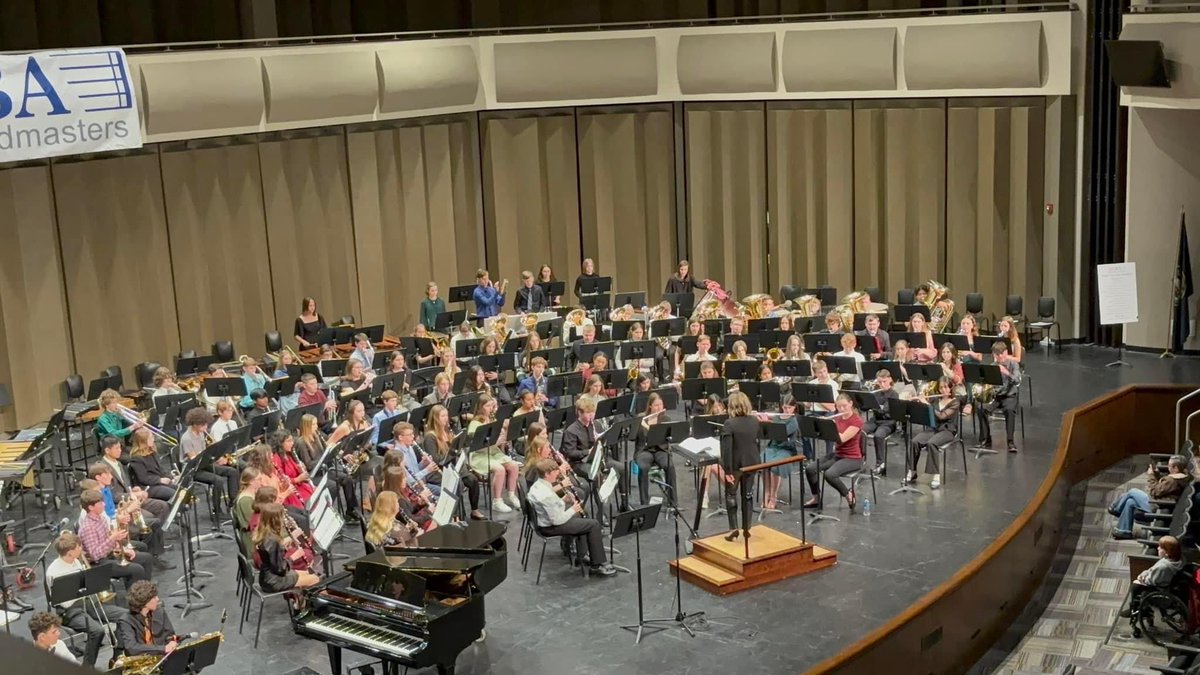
[810,384,1200,675]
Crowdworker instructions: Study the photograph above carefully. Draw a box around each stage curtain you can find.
[258,133,361,337]
[685,104,767,298]
[481,114,582,302]
[348,118,486,332]
[54,152,181,385]
[577,108,677,304]
[853,102,947,301]
[160,143,277,358]
[767,103,854,297]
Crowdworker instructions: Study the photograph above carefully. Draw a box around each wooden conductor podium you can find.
[669,455,838,596]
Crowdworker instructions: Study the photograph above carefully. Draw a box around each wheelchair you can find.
[1128,562,1198,646]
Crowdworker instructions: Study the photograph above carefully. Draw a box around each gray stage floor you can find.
[8,345,1200,675]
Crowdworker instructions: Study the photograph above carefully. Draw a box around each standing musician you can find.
[560,398,628,511]
[29,611,79,664]
[516,357,557,409]
[45,532,129,667]
[365,491,421,549]
[514,270,548,313]
[907,376,960,490]
[976,342,1023,453]
[419,281,446,332]
[348,333,376,375]
[855,313,891,360]
[537,264,561,306]
[664,259,709,295]
[151,367,185,400]
[802,393,864,512]
[77,489,152,588]
[633,393,677,508]
[127,428,178,502]
[95,389,143,443]
[294,297,327,349]
[574,258,598,301]
[467,394,520,514]
[239,358,269,409]
[996,315,1025,362]
[865,370,900,477]
[422,404,485,520]
[253,503,322,593]
[527,458,617,577]
[472,269,506,319]
[178,407,238,513]
[907,313,937,363]
[720,392,760,541]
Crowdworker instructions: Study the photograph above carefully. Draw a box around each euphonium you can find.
[566,308,587,327]
[741,293,774,320]
[787,295,823,318]
[921,280,955,333]
[971,383,996,404]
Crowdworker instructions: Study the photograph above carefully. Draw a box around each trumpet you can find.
[115,404,178,447]
[495,278,509,294]
[765,347,784,367]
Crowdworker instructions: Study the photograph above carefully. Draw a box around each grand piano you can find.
[292,521,507,675]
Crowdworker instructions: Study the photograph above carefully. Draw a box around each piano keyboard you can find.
[302,615,425,657]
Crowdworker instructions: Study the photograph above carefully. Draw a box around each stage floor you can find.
[22,346,1200,674]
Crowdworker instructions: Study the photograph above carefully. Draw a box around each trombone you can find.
[115,404,178,447]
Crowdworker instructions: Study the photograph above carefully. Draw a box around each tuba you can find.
[921,280,955,333]
[609,304,635,322]
[741,293,774,320]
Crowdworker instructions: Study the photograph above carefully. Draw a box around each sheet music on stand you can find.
[432,467,461,526]
[676,436,720,460]
[309,486,344,552]
[588,441,605,481]
[598,468,620,504]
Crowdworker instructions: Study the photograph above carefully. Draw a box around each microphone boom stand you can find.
[645,479,705,636]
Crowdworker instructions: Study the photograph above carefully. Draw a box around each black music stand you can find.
[264,375,297,401]
[537,280,566,303]
[448,284,475,304]
[773,359,812,379]
[756,329,791,350]
[159,632,221,675]
[722,360,758,382]
[680,378,728,404]
[575,341,616,367]
[892,304,931,326]
[887,398,930,496]
[580,293,612,315]
[543,406,576,436]
[824,355,861,383]
[649,318,685,343]
[662,293,696,316]
[615,503,666,644]
[701,318,730,338]
[610,321,636,342]
[249,410,281,439]
[860,360,902,383]
[319,359,349,379]
[632,386,679,415]
[748,317,782,333]
[533,317,563,341]
[546,372,582,403]
[962,362,1004,457]
[803,286,838,306]
[578,276,612,296]
[530,347,567,371]
[722,332,758,355]
[852,312,890,331]
[435,309,468,333]
[739,381,782,411]
[202,378,246,401]
[854,334,887,359]
[478,353,518,375]
[613,291,646,308]
[796,415,840,526]
[370,371,406,398]
[175,355,218,377]
[446,392,481,420]
[596,394,633,421]
[454,338,484,360]
[803,333,841,355]
[285,402,325,433]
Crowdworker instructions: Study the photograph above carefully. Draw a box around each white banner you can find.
[0,48,143,162]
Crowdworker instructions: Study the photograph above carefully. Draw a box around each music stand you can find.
[738,381,781,411]
[748,317,782,333]
[448,284,475,304]
[803,333,841,355]
[773,359,812,379]
[756,329,791,350]
[722,360,758,382]
[702,318,731,338]
[159,632,222,675]
[537,280,566,301]
[680,378,728,403]
[721,333,758,355]
[591,368,624,391]
[434,309,467,333]
[286,364,322,383]
[892,304,931,325]
[454,338,484,360]
[860,361,901,383]
[796,415,841,525]
[595,394,632,421]
[824,355,861,382]
[662,293,696,316]
[546,373,582,402]
[530,347,567,371]
[371,372,405,398]
[613,291,646,309]
[534,317,563,341]
[578,276,612,296]
[175,355,218,377]
[478,353,518,375]
[452,370,473,395]
[962,362,1003,456]
[579,294,612,314]
[614,503,666,644]
[575,341,616,366]
[544,406,576,434]
[249,410,281,439]
[886,398,927,495]
[264,375,296,401]
[446,392,481,420]
[202,378,246,401]
[319,359,349,379]
[49,561,114,610]
[633,386,679,415]
[284,402,325,433]
[610,321,636,342]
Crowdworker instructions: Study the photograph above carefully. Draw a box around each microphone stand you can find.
[643,479,705,637]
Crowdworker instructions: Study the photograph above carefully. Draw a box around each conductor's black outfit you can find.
[720,415,760,536]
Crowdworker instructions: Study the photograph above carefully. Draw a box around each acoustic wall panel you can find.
[263,51,378,123]
[492,38,658,103]
[377,44,481,114]
[905,21,1044,90]
[782,28,897,93]
[140,57,265,136]
[677,33,777,95]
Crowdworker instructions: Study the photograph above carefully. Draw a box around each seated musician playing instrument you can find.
[326,399,371,449]
[386,422,441,498]
[907,313,937,363]
[380,466,436,532]
[95,389,143,443]
[45,532,129,667]
[527,458,617,577]
[115,581,181,658]
[87,463,171,566]
[244,446,310,529]
[28,611,79,664]
[833,332,866,385]
[975,342,1023,453]
[1109,455,1191,540]
[365,491,421,549]
[421,405,484,520]
[619,322,657,383]
[996,315,1025,362]
[684,334,717,363]
[233,467,264,556]
[522,435,589,504]
[210,400,240,441]
[239,357,269,408]
[783,334,808,363]
[127,428,177,502]
[338,359,372,398]
[270,430,315,508]
[907,377,961,490]
[559,398,628,512]
[855,313,891,360]
[516,357,557,409]
[467,394,521,514]
[253,503,322,593]
[633,393,677,508]
[297,373,337,431]
[822,312,844,334]
[802,393,864,512]
[419,281,446,331]
[77,489,152,589]
[865,370,900,476]
[421,372,453,411]
[957,314,985,363]
[411,324,438,368]
[294,296,327,349]
[728,339,753,362]
[519,331,545,378]
[936,343,966,398]
[151,367,185,400]
[98,434,169,520]
[348,333,376,376]
[179,407,239,513]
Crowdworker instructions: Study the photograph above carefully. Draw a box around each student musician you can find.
[244,446,308,529]
[976,342,1023,452]
[633,393,677,508]
[239,358,269,408]
[890,340,918,398]
[348,333,376,375]
[957,315,985,363]
[802,393,864,512]
[472,269,506,319]
[28,611,79,664]
[514,270,548,313]
[537,264,560,305]
[761,396,800,511]
[87,463,171,566]
[936,343,966,398]
[178,407,239,513]
[907,313,937,363]
[233,467,263,555]
[821,312,844,334]
[245,389,277,424]
[996,315,1025,362]
[270,430,315,508]
[422,404,485,520]
[210,400,240,441]
[523,435,587,506]
[325,399,371,449]
[370,390,404,445]
[833,332,866,385]
[467,394,521,514]
[380,465,436,531]
[574,257,598,301]
[422,372,453,410]
[382,351,419,410]
[855,313,891,360]
[684,334,717,363]
[720,392,760,541]
[365,491,421,549]
[127,428,177,502]
[114,581,180,659]
[98,435,169,521]
[411,324,438,368]
[77,489,152,588]
[907,377,961,490]
[294,297,327,349]
[619,322,657,383]
[45,532,129,667]
[808,360,840,415]
[519,331,545,377]
[388,422,441,498]
[516,356,557,409]
[253,503,322,593]
[272,351,296,378]
[782,334,808,364]
[419,281,446,331]
[297,373,338,431]
[865,369,900,477]
[339,359,373,398]
[560,398,628,511]
[95,389,143,443]
[664,259,709,295]
[527,458,617,577]
[151,367,185,400]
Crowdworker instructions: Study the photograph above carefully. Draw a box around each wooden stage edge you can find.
[669,524,838,596]
[806,385,1200,675]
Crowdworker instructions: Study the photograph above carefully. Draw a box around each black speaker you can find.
[1105,40,1170,88]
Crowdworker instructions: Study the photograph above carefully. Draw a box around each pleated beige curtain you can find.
[946,101,1046,315]
[259,134,361,336]
[160,143,277,357]
[0,166,74,427]
[481,114,582,300]
[348,118,486,332]
[577,109,676,302]
[853,102,947,301]
[54,153,181,384]
[767,103,854,297]
[685,104,767,298]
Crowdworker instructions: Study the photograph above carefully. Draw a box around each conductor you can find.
[720,392,760,542]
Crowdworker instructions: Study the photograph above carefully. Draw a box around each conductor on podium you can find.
[720,392,760,542]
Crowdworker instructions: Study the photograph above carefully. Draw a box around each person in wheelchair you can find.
[1109,455,1191,540]
[1120,535,1185,618]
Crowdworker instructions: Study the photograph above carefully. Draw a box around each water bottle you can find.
[862,498,871,516]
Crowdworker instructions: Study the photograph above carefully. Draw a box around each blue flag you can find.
[1172,214,1194,354]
